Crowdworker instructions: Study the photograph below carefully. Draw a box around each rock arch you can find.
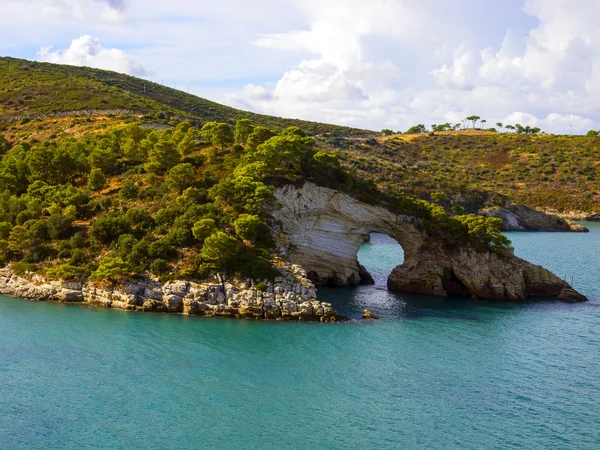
[272,183,585,302]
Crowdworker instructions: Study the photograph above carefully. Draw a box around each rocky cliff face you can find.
[273,183,586,302]
[0,264,340,322]
[482,204,588,232]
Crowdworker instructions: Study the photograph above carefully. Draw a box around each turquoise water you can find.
[1,225,600,449]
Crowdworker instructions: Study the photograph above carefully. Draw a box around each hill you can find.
[0,57,372,137]
[324,132,600,213]
[0,56,597,218]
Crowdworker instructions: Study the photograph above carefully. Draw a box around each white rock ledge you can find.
[0,264,341,322]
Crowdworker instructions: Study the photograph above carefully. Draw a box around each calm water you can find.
[1,225,599,449]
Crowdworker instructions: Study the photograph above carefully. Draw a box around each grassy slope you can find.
[324,131,600,212]
[0,57,372,137]
[1,57,598,213]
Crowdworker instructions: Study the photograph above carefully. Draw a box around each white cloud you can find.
[38,35,147,76]
[432,49,476,90]
[3,0,600,133]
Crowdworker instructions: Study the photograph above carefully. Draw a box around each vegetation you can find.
[325,132,600,212]
[10,57,594,283]
[0,112,512,282]
[0,57,371,137]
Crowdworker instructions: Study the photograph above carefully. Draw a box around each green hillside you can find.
[0,57,372,137]
[326,132,600,213]
[0,55,597,224]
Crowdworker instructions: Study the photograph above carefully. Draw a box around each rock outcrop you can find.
[0,264,341,322]
[273,183,587,302]
[482,204,588,232]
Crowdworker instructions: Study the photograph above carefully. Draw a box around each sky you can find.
[1,0,600,133]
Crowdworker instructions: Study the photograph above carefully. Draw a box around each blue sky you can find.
[1,0,599,133]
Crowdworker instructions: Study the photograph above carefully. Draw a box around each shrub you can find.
[12,262,37,276]
[120,179,139,200]
[166,163,196,192]
[47,214,73,240]
[47,264,85,280]
[234,214,263,241]
[192,218,217,242]
[91,256,131,280]
[0,222,12,239]
[90,214,130,244]
[149,259,169,275]
[148,239,176,260]
[165,227,193,246]
[87,168,107,192]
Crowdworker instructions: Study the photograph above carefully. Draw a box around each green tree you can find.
[250,131,315,179]
[234,119,255,144]
[8,225,30,256]
[90,214,130,244]
[210,123,234,150]
[496,122,503,132]
[166,163,196,192]
[381,129,394,136]
[177,128,197,156]
[466,115,481,129]
[89,138,120,174]
[122,138,147,164]
[247,126,276,151]
[200,122,218,140]
[87,168,106,192]
[0,222,12,239]
[200,231,240,282]
[455,215,511,252]
[234,214,263,241]
[192,218,217,242]
[405,124,427,134]
[51,141,89,184]
[26,145,55,184]
[91,256,131,280]
[145,139,180,174]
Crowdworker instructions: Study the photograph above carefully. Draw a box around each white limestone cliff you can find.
[272,183,586,302]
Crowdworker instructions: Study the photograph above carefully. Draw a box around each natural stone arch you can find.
[272,183,422,287]
[272,183,578,301]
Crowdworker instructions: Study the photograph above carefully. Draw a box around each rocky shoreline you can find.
[0,264,342,322]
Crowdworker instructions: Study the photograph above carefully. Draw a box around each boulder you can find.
[558,288,588,302]
[362,309,379,320]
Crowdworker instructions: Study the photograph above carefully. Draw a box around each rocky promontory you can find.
[0,263,340,322]
[273,183,587,302]
[482,204,588,232]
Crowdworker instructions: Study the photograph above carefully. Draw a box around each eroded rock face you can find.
[482,204,588,232]
[273,183,587,302]
[0,264,341,322]
[273,183,424,286]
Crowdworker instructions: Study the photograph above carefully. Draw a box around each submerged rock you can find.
[362,309,379,320]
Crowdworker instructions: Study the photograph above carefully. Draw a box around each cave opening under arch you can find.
[357,233,405,288]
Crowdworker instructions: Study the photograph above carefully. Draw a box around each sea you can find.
[1,224,599,449]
